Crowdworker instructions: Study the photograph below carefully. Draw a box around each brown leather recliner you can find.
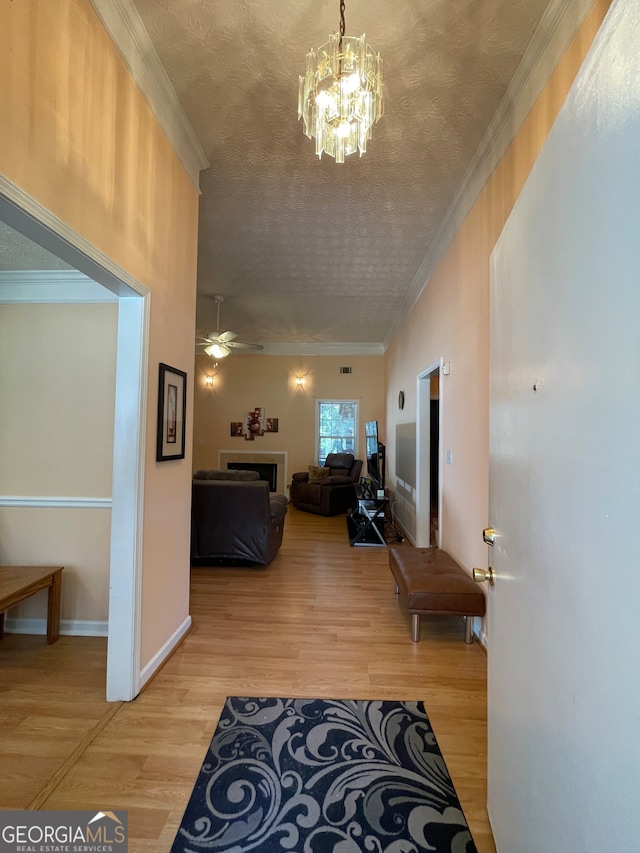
[191,469,288,566]
[290,452,363,516]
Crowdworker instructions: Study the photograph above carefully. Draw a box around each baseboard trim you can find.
[139,615,192,689]
[4,618,109,637]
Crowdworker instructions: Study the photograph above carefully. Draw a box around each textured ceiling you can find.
[130,0,553,350]
[0,221,72,271]
[0,0,557,350]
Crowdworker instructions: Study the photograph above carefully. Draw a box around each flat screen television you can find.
[364,420,385,492]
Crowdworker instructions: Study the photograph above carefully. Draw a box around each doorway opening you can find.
[0,180,148,701]
[416,360,442,548]
[430,395,440,546]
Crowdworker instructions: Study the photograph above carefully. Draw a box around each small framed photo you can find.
[156,363,187,461]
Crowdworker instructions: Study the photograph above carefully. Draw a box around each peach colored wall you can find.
[192,354,385,484]
[384,2,611,581]
[0,1,200,666]
[0,303,117,624]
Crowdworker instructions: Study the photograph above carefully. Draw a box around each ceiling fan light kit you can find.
[298,0,384,163]
[204,342,230,359]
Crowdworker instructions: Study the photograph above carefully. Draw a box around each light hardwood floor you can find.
[0,507,496,852]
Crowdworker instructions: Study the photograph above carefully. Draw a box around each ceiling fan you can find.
[196,295,264,358]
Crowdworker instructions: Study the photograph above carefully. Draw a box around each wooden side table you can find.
[0,566,64,644]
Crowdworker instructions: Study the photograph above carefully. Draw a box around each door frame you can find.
[415,358,443,548]
[0,176,149,701]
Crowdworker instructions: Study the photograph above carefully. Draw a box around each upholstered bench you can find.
[389,547,486,643]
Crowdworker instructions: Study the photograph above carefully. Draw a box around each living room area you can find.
[191,352,385,504]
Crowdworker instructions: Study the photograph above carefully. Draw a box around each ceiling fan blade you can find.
[226,340,264,351]
[217,330,238,343]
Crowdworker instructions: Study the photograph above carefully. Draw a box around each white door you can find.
[487,2,640,850]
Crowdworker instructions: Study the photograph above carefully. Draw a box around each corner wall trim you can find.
[139,615,192,689]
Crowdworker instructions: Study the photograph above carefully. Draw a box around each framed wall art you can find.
[156,362,187,461]
[230,407,279,439]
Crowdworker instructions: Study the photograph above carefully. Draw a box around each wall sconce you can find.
[295,376,305,388]
[205,374,215,387]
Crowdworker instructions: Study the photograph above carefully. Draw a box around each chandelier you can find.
[298,0,384,162]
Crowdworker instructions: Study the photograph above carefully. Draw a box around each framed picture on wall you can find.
[156,362,187,461]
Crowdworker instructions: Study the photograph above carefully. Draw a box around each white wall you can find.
[488,0,640,848]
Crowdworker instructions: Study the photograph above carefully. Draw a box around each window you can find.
[317,400,358,465]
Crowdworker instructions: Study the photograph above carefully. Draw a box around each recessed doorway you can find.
[416,360,442,549]
[0,180,148,702]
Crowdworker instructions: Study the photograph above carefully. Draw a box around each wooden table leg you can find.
[46,569,62,644]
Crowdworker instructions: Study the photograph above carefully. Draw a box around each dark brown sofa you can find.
[290,452,363,516]
[191,469,288,566]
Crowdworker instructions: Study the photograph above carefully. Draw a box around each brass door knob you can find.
[483,527,496,545]
[473,567,495,586]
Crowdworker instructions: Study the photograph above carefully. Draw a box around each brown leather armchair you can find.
[191,469,288,566]
[290,452,363,516]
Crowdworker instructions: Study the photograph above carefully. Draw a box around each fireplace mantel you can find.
[218,450,288,496]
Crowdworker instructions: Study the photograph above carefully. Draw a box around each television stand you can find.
[348,488,388,547]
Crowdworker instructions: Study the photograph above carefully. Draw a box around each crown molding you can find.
[195,342,384,357]
[0,269,118,303]
[88,0,209,192]
[251,343,385,357]
[384,0,598,348]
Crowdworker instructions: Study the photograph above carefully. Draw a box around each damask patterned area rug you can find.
[171,697,477,853]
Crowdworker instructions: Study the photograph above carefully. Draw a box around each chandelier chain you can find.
[339,0,345,50]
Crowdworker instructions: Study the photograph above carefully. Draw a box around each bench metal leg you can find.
[411,614,420,642]
[465,615,474,644]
